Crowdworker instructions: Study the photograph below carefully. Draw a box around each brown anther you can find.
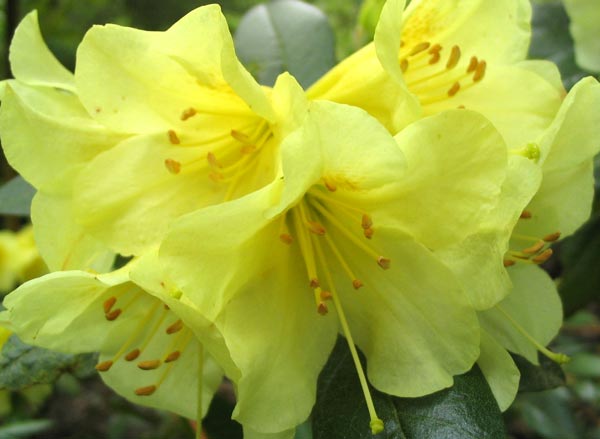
[532,248,553,264]
[135,385,157,396]
[240,145,257,154]
[410,41,431,56]
[520,210,532,219]
[400,59,409,72]
[320,290,333,301]
[125,349,141,361]
[165,351,181,363]
[428,43,442,54]
[364,228,374,239]
[103,296,117,314]
[429,51,441,64]
[307,221,326,235]
[167,130,180,145]
[377,257,391,270]
[467,56,478,73]
[543,232,561,243]
[457,105,466,109]
[163,304,170,310]
[352,279,363,290]
[164,158,181,174]
[317,302,329,316]
[95,360,113,372]
[207,152,222,168]
[280,233,294,245]
[230,129,250,143]
[361,214,373,230]
[208,171,223,183]
[503,259,516,267]
[447,81,461,97]
[105,309,122,321]
[324,179,337,192]
[138,360,161,370]
[166,319,184,335]
[473,60,487,82]
[180,107,197,121]
[446,45,461,69]
[522,240,545,255]
[310,278,320,289]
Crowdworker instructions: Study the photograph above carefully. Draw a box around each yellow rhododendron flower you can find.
[155,103,509,438]
[0,6,309,264]
[2,265,223,422]
[0,225,47,292]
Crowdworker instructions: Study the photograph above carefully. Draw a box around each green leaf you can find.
[234,0,336,88]
[0,335,98,390]
[529,1,587,90]
[0,419,53,439]
[512,354,566,392]
[313,337,505,439]
[0,176,35,217]
[558,215,600,315]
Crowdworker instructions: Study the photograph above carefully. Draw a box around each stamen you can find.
[164,159,181,175]
[532,248,553,264]
[467,56,478,73]
[446,45,461,69]
[95,360,113,372]
[240,144,257,154]
[429,51,441,65]
[410,42,431,56]
[103,296,117,314]
[230,129,251,143]
[125,349,141,361]
[180,107,197,121]
[323,233,364,291]
[317,302,329,315]
[105,309,122,321]
[165,351,181,363]
[503,260,516,267]
[313,241,384,434]
[522,240,545,254]
[324,178,337,192]
[293,207,320,289]
[167,130,180,145]
[400,59,409,72]
[473,60,487,82]
[135,385,157,396]
[352,279,364,290]
[280,233,294,245]
[320,290,333,301]
[543,232,561,242]
[496,305,570,364]
[138,360,162,370]
[307,221,326,236]
[447,81,461,97]
[364,228,374,239]
[520,210,532,219]
[207,152,222,169]
[377,257,391,270]
[361,214,373,230]
[166,319,184,335]
[310,278,320,288]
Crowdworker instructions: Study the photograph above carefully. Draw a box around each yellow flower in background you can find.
[564,0,600,73]
[0,225,47,293]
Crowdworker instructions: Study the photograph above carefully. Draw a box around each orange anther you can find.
[377,257,391,270]
[207,152,222,168]
[467,56,478,73]
[240,145,257,154]
[320,290,333,301]
[324,179,337,192]
[166,319,184,335]
[520,210,532,219]
[410,42,430,56]
[164,158,181,174]
[165,351,181,363]
[446,45,461,69]
[523,240,545,255]
[429,51,441,64]
[317,302,329,315]
[135,385,157,396]
[310,278,320,289]
[280,233,294,245]
[180,107,197,121]
[503,260,516,267]
[138,360,161,370]
[95,360,113,372]
[125,349,141,361]
[543,232,561,243]
[473,60,487,82]
[352,279,363,290]
[361,214,373,230]
[103,296,117,314]
[308,221,326,235]
[363,228,374,239]
[447,81,461,97]
[532,248,553,264]
[400,59,409,72]
[167,130,180,145]
[231,129,251,143]
[105,309,122,321]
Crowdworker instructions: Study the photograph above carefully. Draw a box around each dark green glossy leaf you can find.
[313,337,505,439]
[0,335,98,390]
[558,215,600,315]
[513,354,566,392]
[0,176,35,217]
[529,1,587,90]
[234,0,335,88]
